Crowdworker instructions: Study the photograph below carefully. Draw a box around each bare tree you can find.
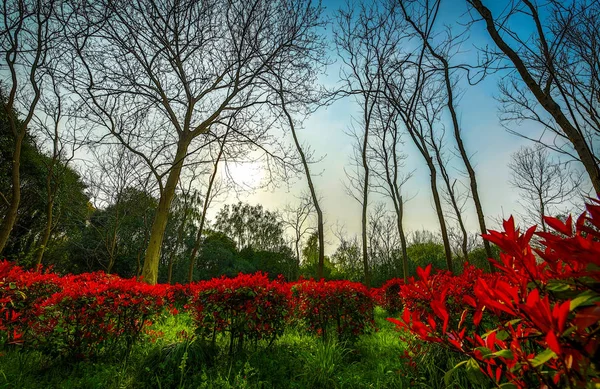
[509,145,582,232]
[382,50,456,272]
[281,195,315,269]
[274,72,325,279]
[187,126,229,282]
[32,72,84,267]
[335,0,401,285]
[65,0,326,284]
[428,128,470,262]
[466,0,600,195]
[400,0,494,263]
[0,0,59,253]
[367,202,402,278]
[84,144,152,274]
[369,102,413,280]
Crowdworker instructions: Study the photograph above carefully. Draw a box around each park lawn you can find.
[0,307,481,389]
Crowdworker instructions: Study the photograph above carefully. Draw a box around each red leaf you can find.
[546,331,561,355]
[544,216,573,236]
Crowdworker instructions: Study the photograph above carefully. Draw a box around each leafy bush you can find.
[291,279,374,341]
[34,277,165,359]
[189,272,289,354]
[1,263,165,359]
[389,200,600,388]
[0,261,62,346]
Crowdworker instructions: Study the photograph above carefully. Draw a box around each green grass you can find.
[0,308,490,388]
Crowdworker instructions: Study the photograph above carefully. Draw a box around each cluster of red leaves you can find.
[389,201,600,389]
[35,277,165,358]
[188,272,290,350]
[0,261,62,346]
[0,264,166,359]
[291,279,374,341]
[2,266,380,359]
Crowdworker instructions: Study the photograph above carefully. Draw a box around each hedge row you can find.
[0,264,378,359]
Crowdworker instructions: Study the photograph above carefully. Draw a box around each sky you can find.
[218,0,544,254]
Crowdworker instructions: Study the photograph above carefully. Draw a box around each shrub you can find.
[189,272,289,354]
[291,279,374,341]
[33,276,166,359]
[389,200,600,388]
[0,261,62,347]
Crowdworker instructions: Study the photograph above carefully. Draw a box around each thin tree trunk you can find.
[279,97,325,280]
[402,122,454,272]
[168,198,190,284]
[383,164,409,281]
[35,198,54,269]
[468,0,600,195]
[361,130,370,287]
[35,151,57,268]
[35,117,61,268]
[0,133,24,254]
[397,199,408,279]
[431,140,469,262]
[539,194,547,233]
[188,133,227,283]
[426,159,454,272]
[383,124,409,281]
[106,209,119,274]
[142,137,190,284]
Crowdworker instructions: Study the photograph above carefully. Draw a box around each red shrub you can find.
[0,262,62,346]
[291,279,374,341]
[388,201,600,388]
[189,272,290,353]
[34,276,166,359]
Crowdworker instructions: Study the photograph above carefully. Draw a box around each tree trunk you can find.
[432,143,469,263]
[35,198,54,269]
[280,99,325,280]
[168,200,190,284]
[426,158,454,272]
[468,0,600,195]
[0,133,24,254]
[437,54,489,265]
[142,137,190,284]
[393,197,409,281]
[188,133,227,283]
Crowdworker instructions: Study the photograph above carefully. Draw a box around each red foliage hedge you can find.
[1,266,378,358]
[290,279,374,340]
[389,201,600,388]
[0,264,165,358]
[189,272,290,351]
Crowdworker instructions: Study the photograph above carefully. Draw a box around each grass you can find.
[0,308,490,388]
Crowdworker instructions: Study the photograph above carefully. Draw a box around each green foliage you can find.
[329,236,363,281]
[81,187,156,277]
[214,202,286,252]
[406,241,447,275]
[0,307,489,389]
[0,99,89,268]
